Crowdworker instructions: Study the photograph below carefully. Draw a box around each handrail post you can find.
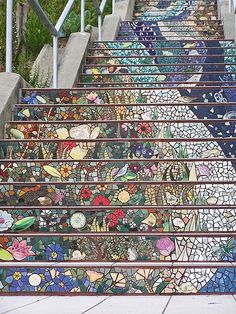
[112,0,115,14]
[53,36,58,88]
[98,14,102,41]
[81,0,85,32]
[6,0,13,72]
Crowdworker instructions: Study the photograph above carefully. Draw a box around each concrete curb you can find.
[115,0,135,21]
[56,32,90,88]
[102,14,121,41]
[101,0,135,41]
[218,0,235,40]
[0,73,29,137]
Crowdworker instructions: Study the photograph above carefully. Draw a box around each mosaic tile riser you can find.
[1,0,236,295]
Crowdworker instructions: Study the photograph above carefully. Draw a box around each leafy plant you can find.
[29,64,50,88]
[62,10,91,37]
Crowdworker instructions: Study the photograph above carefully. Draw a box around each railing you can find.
[229,0,236,13]
[5,0,116,88]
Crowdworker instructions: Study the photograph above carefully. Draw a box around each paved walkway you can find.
[0,295,236,314]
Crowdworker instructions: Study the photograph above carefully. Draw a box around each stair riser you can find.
[84,66,236,75]
[133,9,218,14]
[119,24,223,29]
[1,235,234,262]
[133,15,218,18]
[116,35,223,40]
[20,86,236,106]
[84,56,236,65]
[78,82,236,88]
[121,19,222,24]
[5,120,236,140]
[91,40,235,49]
[0,160,234,182]
[1,207,235,233]
[1,139,235,160]
[85,56,236,63]
[134,14,218,19]
[120,23,222,29]
[0,182,235,206]
[117,34,223,38]
[134,5,217,11]
[0,266,235,294]
[118,28,223,34]
[117,32,223,37]
[89,50,236,57]
[14,103,236,122]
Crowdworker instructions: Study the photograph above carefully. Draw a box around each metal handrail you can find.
[229,0,236,13]
[5,0,116,87]
[81,0,116,40]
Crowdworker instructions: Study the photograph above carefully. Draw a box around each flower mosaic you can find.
[0,160,235,183]
[1,0,236,296]
[0,182,235,206]
[5,120,236,140]
[0,208,236,234]
[0,266,235,294]
[0,235,235,263]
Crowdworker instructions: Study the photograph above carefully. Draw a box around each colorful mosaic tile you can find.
[5,120,236,140]
[0,182,235,206]
[0,266,235,294]
[14,103,236,122]
[0,0,236,296]
[0,235,235,262]
[1,208,236,234]
[0,160,235,183]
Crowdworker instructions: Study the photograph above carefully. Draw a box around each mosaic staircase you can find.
[0,0,236,295]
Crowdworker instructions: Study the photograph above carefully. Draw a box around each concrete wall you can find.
[101,0,135,41]
[57,32,90,88]
[31,44,63,87]
[102,15,121,41]
[0,73,29,137]
[218,0,235,40]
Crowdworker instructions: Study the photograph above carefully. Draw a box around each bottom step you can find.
[0,262,235,295]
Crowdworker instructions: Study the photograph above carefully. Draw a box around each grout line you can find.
[80,296,111,314]
[0,296,51,314]
[162,296,172,314]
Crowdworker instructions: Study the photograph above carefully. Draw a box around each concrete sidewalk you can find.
[0,295,236,314]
